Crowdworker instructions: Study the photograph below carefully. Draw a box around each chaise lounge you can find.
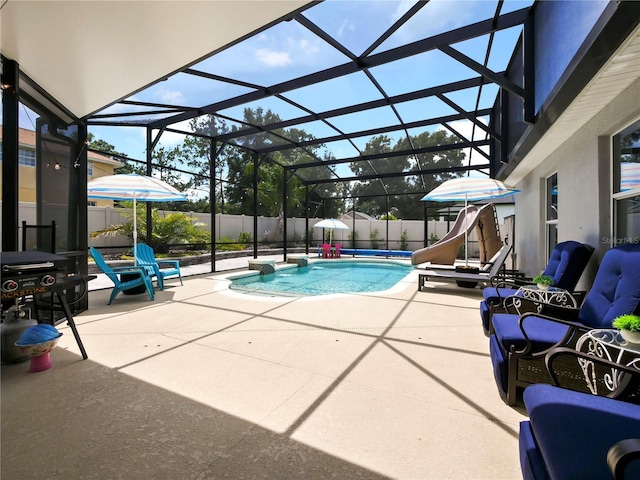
[418,244,512,290]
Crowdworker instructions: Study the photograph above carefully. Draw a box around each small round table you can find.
[575,328,640,395]
[510,285,577,314]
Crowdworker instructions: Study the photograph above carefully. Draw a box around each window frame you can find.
[18,147,36,167]
[612,115,640,245]
[545,172,558,259]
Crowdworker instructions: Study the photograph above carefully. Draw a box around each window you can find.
[87,162,94,176]
[18,148,36,167]
[545,173,558,257]
[613,118,640,245]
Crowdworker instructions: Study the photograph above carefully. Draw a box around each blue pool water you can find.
[230,261,413,296]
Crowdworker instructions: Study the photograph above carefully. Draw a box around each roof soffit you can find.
[1,0,311,119]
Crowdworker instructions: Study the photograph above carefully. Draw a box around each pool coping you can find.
[220,258,417,299]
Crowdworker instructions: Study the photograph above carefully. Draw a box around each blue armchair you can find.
[480,241,593,335]
[90,247,155,305]
[489,244,640,405]
[520,384,640,480]
[134,243,183,290]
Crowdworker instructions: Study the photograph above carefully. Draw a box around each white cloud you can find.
[336,18,355,39]
[255,48,292,67]
[298,38,319,55]
[152,120,192,149]
[159,88,184,104]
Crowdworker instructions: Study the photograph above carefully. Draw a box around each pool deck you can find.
[2,255,525,479]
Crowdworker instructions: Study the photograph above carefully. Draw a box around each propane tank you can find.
[1,300,38,364]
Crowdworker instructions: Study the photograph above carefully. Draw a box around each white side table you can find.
[510,285,577,315]
[575,328,640,395]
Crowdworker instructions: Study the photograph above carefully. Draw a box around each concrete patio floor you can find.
[1,259,526,479]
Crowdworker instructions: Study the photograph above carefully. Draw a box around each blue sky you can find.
[11,0,533,191]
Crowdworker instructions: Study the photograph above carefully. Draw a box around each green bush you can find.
[238,231,253,245]
[91,205,211,253]
[216,236,245,251]
[400,229,408,250]
[370,229,383,249]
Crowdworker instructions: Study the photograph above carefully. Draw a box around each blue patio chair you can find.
[489,243,640,405]
[480,241,594,335]
[134,243,182,290]
[90,247,155,305]
[520,384,640,480]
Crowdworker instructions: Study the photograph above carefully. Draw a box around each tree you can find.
[349,130,466,219]
[221,107,340,218]
[87,133,142,175]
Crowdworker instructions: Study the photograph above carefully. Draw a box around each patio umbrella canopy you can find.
[87,174,187,264]
[421,177,519,264]
[313,218,349,246]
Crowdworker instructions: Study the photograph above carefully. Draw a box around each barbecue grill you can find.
[1,251,87,360]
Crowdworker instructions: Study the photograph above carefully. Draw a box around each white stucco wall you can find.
[514,77,640,285]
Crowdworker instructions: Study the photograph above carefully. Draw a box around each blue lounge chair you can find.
[489,244,640,405]
[134,243,182,290]
[480,241,594,335]
[520,384,640,480]
[90,247,155,305]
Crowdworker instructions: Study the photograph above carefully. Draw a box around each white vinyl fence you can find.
[10,203,508,259]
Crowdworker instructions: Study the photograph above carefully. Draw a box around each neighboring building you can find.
[0,126,122,207]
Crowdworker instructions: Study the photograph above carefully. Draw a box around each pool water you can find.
[230,261,413,296]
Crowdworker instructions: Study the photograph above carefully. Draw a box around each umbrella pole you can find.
[133,194,137,266]
[464,193,468,266]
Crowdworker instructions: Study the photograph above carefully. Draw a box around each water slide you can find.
[411,203,501,266]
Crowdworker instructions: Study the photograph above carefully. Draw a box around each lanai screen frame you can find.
[84,1,534,267]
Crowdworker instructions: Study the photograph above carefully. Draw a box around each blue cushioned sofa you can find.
[489,244,640,405]
[521,384,640,480]
[480,241,593,335]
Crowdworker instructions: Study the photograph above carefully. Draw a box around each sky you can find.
[8,0,533,194]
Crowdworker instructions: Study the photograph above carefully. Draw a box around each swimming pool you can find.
[229,260,414,296]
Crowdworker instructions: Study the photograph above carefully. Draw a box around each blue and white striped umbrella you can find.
[87,173,187,202]
[87,174,187,264]
[421,177,519,202]
[421,177,519,264]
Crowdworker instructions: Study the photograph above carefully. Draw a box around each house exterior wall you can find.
[514,77,640,284]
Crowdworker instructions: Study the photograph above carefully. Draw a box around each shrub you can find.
[238,231,253,245]
[91,205,211,253]
[217,236,245,251]
[400,229,408,250]
[370,229,383,249]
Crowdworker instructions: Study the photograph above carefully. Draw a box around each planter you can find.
[537,283,550,291]
[619,329,640,344]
